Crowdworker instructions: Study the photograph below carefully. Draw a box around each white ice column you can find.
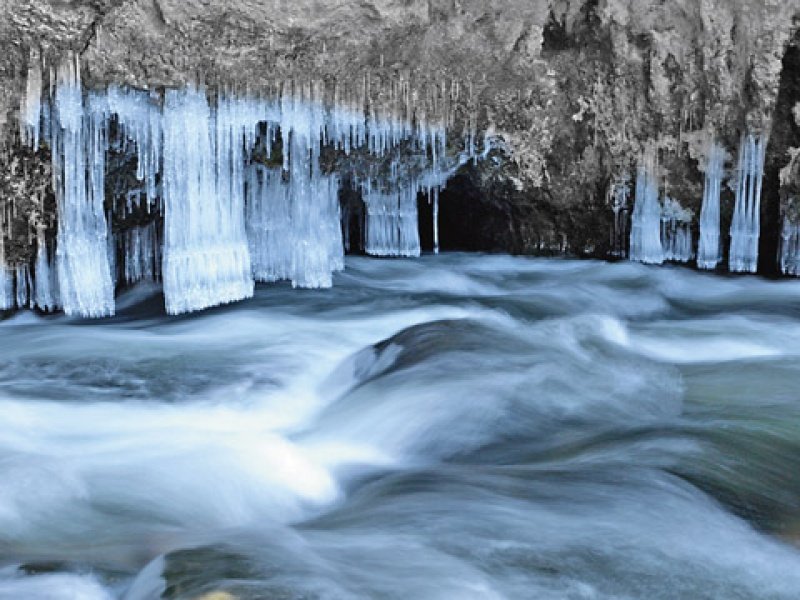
[729,134,766,273]
[629,157,664,265]
[697,142,725,270]
[161,87,254,315]
[52,58,115,317]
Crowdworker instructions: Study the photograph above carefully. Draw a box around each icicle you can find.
[780,207,800,276]
[729,134,766,273]
[609,176,630,258]
[629,153,664,265]
[697,142,725,270]
[161,87,254,315]
[34,229,58,312]
[363,187,421,257]
[14,264,30,308]
[52,58,115,317]
[123,223,160,284]
[432,186,440,255]
[661,197,694,263]
[20,49,43,148]
[0,247,13,311]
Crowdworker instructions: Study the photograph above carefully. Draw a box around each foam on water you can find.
[2,255,800,598]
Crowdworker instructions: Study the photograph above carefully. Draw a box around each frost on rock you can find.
[729,134,766,274]
[51,58,116,318]
[629,153,664,265]
[661,197,694,263]
[697,142,725,270]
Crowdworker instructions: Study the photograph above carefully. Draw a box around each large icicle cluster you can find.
[17,60,464,317]
[629,153,664,265]
[697,142,725,270]
[729,134,766,273]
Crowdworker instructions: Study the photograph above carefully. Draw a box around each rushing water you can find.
[1,254,800,599]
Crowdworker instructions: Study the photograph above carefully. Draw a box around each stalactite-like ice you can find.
[609,177,630,258]
[661,197,694,263]
[20,50,42,148]
[0,256,13,311]
[34,230,59,312]
[629,156,664,265]
[697,142,725,270]
[780,211,800,276]
[246,165,293,282]
[23,68,465,317]
[364,187,421,257]
[161,87,254,315]
[729,134,766,274]
[14,265,30,308]
[51,58,116,318]
[123,223,160,284]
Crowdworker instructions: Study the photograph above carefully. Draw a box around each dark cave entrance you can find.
[760,32,800,275]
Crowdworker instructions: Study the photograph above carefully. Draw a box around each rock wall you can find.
[1,0,799,269]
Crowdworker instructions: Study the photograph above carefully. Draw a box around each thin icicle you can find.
[729,134,766,273]
[697,142,725,270]
[629,153,664,265]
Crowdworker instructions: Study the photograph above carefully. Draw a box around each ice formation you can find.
[363,187,421,257]
[629,154,664,265]
[14,57,468,317]
[780,208,800,276]
[697,142,725,270]
[161,88,254,314]
[122,223,160,284]
[0,250,13,310]
[34,230,59,312]
[729,134,766,273]
[20,50,42,148]
[609,176,630,257]
[50,59,116,317]
[661,197,693,263]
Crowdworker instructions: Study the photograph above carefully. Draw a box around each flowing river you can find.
[1,254,799,599]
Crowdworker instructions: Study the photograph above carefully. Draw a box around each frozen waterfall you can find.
[729,134,766,274]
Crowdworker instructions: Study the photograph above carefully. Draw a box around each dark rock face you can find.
[0,0,799,267]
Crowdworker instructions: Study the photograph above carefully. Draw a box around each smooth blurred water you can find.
[1,254,800,599]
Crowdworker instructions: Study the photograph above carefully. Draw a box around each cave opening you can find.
[760,32,800,276]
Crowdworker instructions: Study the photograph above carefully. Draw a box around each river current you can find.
[1,254,799,599]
